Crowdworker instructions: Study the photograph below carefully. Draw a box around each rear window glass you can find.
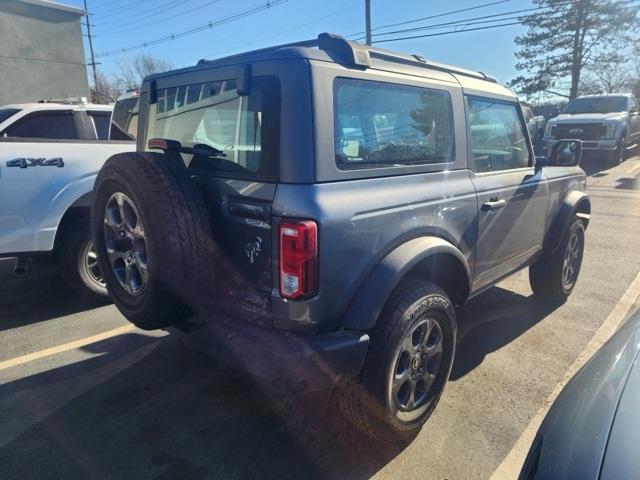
[334,78,454,169]
[0,108,20,124]
[146,76,280,180]
[89,111,110,140]
[110,95,139,141]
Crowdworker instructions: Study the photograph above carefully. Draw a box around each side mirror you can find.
[550,139,582,167]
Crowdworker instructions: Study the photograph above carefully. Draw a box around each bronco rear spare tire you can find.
[92,152,216,330]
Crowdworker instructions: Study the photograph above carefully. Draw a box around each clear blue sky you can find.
[67,0,534,85]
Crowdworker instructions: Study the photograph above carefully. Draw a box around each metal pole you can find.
[83,0,98,88]
[365,0,372,45]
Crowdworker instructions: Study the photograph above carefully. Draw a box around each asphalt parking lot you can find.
[1,155,640,480]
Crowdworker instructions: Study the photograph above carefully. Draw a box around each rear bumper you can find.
[174,314,369,392]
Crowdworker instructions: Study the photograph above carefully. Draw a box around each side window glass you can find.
[630,97,638,111]
[466,97,530,173]
[333,78,455,169]
[2,111,78,140]
[88,111,110,140]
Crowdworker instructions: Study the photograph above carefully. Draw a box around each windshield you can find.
[0,108,20,124]
[563,96,629,114]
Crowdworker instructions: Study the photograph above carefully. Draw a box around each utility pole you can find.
[365,0,372,45]
[83,0,98,89]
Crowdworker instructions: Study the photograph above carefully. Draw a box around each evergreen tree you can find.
[510,0,639,99]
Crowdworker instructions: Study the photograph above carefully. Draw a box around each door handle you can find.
[481,199,507,211]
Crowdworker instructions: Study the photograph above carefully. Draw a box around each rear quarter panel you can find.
[271,170,478,332]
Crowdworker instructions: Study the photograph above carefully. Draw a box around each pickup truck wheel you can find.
[339,281,456,442]
[529,217,585,303]
[610,134,626,166]
[59,222,108,299]
[92,152,216,330]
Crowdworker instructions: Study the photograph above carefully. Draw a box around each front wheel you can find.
[339,281,456,442]
[610,135,627,166]
[529,217,585,303]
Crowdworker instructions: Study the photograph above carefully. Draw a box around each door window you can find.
[1,111,79,140]
[88,111,111,140]
[466,97,530,173]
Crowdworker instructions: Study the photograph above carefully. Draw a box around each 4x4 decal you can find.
[7,157,64,168]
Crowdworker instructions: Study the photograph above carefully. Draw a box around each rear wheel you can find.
[529,217,585,303]
[339,281,456,442]
[92,152,218,330]
[59,222,108,300]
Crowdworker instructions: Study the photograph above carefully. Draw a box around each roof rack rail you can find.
[197,33,496,83]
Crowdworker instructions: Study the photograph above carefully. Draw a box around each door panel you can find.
[465,96,549,290]
[471,168,548,289]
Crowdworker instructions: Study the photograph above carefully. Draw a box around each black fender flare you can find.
[342,236,471,331]
[543,190,590,257]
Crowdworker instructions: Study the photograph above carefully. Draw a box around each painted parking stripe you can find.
[490,270,640,480]
[627,162,640,175]
[0,324,137,372]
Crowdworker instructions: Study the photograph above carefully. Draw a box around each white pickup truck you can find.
[0,98,136,299]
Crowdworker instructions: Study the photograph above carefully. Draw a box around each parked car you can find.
[522,105,546,147]
[543,93,640,165]
[0,97,135,298]
[91,33,590,440]
[520,308,640,480]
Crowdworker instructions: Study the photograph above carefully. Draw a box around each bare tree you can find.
[580,59,634,94]
[90,70,122,104]
[115,54,171,91]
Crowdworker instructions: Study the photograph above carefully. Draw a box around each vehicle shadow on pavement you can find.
[451,286,557,380]
[580,154,613,177]
[0,258,110,332]
[0,333,402,480]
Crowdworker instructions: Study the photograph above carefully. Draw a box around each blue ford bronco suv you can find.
[91,33,590,441]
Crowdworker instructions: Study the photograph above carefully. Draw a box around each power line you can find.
[95,0,288,58]
[357,3,572,41]
[91,0,153,20]
[371,21,523,44]
[94,0,193,26]
[347,0,512,38]
[95,0,224,36]
[186,1,362,66]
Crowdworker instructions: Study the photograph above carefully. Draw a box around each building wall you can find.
[0,0,88,105]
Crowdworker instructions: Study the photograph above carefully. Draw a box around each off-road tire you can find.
[92,152,217,330]
[339,280,456,442]
[59,221,109,300]
[529,216,585,303]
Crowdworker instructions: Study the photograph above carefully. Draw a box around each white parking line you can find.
[490,270,640,480]
[627,162,640,175]
[0,324,137,371]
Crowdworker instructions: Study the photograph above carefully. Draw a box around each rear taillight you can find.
[279,221,317,300]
